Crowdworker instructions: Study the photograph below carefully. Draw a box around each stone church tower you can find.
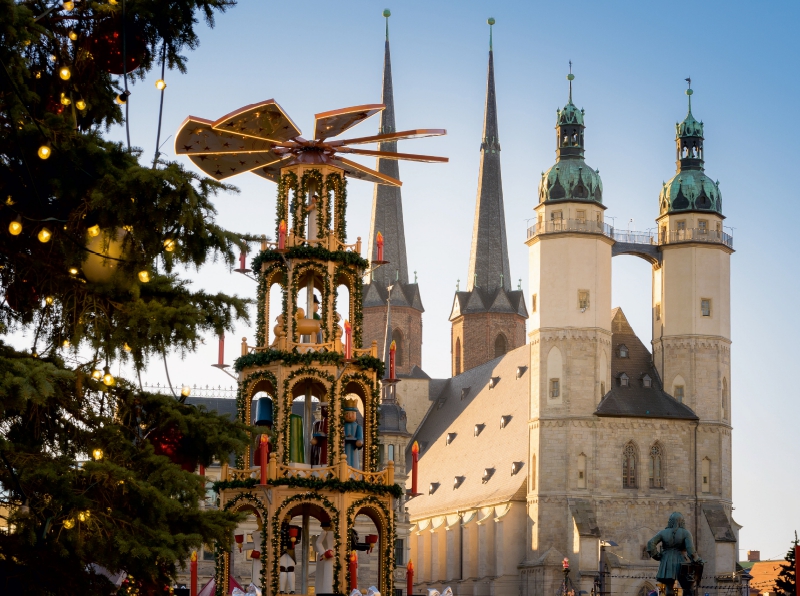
[363,13,424,375]
[449,24,527,376]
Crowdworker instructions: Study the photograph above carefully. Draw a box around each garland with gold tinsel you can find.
[270,492,341,596]
[281,367,336,464]
[345,495,396,594]
[276,171,298,239]
[217,492,269,596]
[267,476,404,498]
[300,169,326,239]
[340,371,380,472]
[327,172,347,243]
[236,370,279,467]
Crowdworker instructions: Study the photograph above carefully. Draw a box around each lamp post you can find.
[598,540,618,596]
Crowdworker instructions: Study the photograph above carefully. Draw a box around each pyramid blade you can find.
[211,100,302,143]
[330,157,402,187]
[188,152,288,181]
[333,128,447,146]
[313,104,384,140]
[176,117,282,162]
[251,155,294,182]
[340,147,449,163]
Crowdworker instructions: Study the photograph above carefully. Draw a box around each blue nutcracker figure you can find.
[343,398,363,469]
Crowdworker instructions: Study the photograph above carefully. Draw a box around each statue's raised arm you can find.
[646,512,704,596]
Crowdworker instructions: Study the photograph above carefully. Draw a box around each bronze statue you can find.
[646,512,704,596]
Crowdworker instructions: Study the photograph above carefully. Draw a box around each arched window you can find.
[638,583,657,596]
[623,442,637,488]
[494,334,507,358]
[722,378,728,421]
[649,443,663,488]
[454,338,462,376]
[392,328,404,366]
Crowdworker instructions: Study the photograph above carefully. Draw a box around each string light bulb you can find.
[63,518,75,529]
[49,54,57,63]
[137,270,150,283]
[87,224,100,237]
[115,90,131,105]
[123,342,132,352]
[78,510,89,522]
[155,79,167,90]
[62,339,70,348]
[59,66,71,80]
[63,1,75,10]
[92,448,104,460]
[76,99,86,110]
[102,366,115,386]
[38,144,51,159]
[37,227,52,243]
[8,217,22,236]
[109,0,118,4]
[68,267,78,275]
[69,31,78,41]
[163,239,175,252]
[60,93,71,106]
[181,385,191,397]
[91,368,102,380]
[45,296,54,305]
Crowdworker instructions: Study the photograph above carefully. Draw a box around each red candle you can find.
[278,219,287,250]
[239,251,246,270]
[344,320,352,360]
[235,534,244,552]
[376,231,384,262]
[406,559,414,596]
[389,339,396,379]
[349,551,358,592]
[190,551,198,596]
[259,434,269,485]
[218,334,225,366]
[199,465,205,477]
[411,441,419,495]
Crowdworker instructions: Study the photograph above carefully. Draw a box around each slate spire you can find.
[367,10,409,287]
[467,18,511,293]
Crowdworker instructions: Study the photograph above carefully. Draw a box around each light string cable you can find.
[122,0,130,151]
[152,40,167,168]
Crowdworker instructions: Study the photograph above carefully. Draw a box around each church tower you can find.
[449,19,527,376]
[363,10,424,376]
[652,83,733,538]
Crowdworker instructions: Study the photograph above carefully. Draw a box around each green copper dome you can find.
[659,170,720,214]
[539,160,602,204]
[557,101,584,126]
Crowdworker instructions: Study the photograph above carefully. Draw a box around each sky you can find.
[10,0,800,560]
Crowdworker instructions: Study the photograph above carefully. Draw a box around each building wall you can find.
[396,377,432,436]
[363,305,423,376]
[451,312,526,375]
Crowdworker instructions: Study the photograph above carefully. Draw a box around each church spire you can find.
[467,17,511,293]
[367,8,409,288]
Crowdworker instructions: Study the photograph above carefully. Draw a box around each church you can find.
[362,17,741,596]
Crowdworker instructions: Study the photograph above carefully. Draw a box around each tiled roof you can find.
[405,344,530,519]
[187,397,238,419]
[595,308,698,421]
[449,287,528,319]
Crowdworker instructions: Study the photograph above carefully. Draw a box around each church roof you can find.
[362,280,424,312]
[405,344,530,519]
[595,308,698,420]
[466,38,511,294]
[449,286,528,320]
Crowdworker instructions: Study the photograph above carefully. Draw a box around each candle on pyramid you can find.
[376,231,384,262]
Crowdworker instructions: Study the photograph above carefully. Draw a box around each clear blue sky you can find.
[22,0,800,560]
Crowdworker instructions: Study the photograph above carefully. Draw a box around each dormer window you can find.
[482,468,495,484]
[461,387,471,400]
[619,345,629,358]
[619,373,629,387]
[429,482,440,495]
[511,461,523,476]
[489,376,500,389]
[643,375,652,388]
[500,415,512,429]
[516,366,528,379]
[453,476,465,489]
[474,424,485,437]
[446,432,456,446]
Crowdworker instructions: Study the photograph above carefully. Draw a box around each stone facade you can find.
[363,303,423,376]
[451,310,526,375]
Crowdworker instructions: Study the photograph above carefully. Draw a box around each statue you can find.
[279,550,296,594]
[310,403,329,466]
[343,399,363,469]
[646,512,704,596]
[314,521,335,594]
[289,413,305,464]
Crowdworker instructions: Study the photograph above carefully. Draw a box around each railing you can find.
[662,228,733,249]
[242,339,379,358]
[612,230,656,245]
[142,383,237,397]
[219,456,395,487]
[527,218,614,239]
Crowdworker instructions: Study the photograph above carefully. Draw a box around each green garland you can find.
[288,171,306,239]
[251,245,369,274]
[334,263,365,349]
[327,172,348,243]
[267,476,404,498]
[218,492,269,596]
[276,171,297,239]
[300,169,326,239]
[271,492,341,596]
[345,496,396,594]
[234,349,385,378]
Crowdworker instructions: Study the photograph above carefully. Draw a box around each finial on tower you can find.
[488,17,495,50]
[685,77,693,113]
[567,60,575,103]
[384,8,391,41]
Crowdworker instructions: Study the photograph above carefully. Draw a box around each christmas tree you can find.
[775,531,798,596]
[0,1,256,593]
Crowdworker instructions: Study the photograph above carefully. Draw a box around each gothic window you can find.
[392,328,404,366]
[649,443,663,488]
[674,384,685,403]
[638,583,657,596]
[600,382,606,398]
[623,442,637,488]
[550,378,560,398]
[494,334,507,358]
[722,378,729,421]
[454,338,461,376]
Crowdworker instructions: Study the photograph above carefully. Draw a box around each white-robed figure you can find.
[251,530,262,586]
[315,523,335,594]
[279,550,296,594]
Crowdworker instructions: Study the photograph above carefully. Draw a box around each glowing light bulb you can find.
[155,79,166,90]
[87,224,100,237]
[62,339,70,348]
[123,343,132,352]
[91,369,102,380]
[8,218,22,236]
[59,66,71,80]
[63,1,75,11]
[76,99,86,111]
[37,227,52,243]
[45,296,54,305]
[49,54,57,63]
[115,91,130,104]
[63,518,75,529]
[92,448,103,460]
[109,0,118,4]
[181,385,191,397]
[68,267,78,275]
[163,239,175,252]
[60,93,71,106]
[78,511,88,522]
[69,31,78,41]
[102,366,115,386]
[38,145,51,159]
[137,270,150,283]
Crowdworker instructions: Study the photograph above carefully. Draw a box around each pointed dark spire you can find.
[367,8,410,288]
[467,18,511,293]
